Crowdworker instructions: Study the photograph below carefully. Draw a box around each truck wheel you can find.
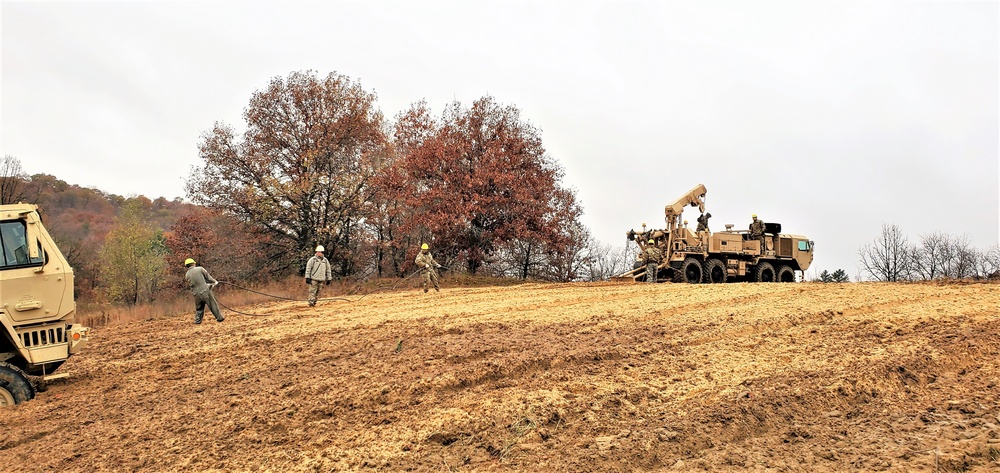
[754,262,775,283]
[0,362,35,406]
[682,257,704,284]
[776,265,795,283]
[704,259,727,284]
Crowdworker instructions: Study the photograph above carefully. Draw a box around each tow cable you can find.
[211,269,425,317]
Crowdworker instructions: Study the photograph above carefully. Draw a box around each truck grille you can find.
[20,326,66,348]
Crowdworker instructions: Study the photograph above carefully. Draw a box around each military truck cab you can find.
[0,204,89,405]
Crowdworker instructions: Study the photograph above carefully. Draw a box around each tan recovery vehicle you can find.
[0,204,89,405]
[614,184,814,283]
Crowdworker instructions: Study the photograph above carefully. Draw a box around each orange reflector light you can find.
[72,333,81,340]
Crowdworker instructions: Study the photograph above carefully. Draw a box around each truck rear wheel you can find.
[754,262,775,283]
[682,257,704,284]
[776,264,795,283]
[704,258,727,284]
[0,362,34,406]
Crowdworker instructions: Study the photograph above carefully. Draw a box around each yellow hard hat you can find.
[184,258,196,266]
[648,239,654,244]
[421,243,429,250]
[752,214,757,218]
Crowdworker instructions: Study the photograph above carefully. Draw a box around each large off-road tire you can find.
[681,257,704,284]
[754,262,776,283]
[776,264,795,283]
[0,361,35,406]
[704,258,727,284]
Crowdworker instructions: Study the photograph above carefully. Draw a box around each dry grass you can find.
[76,276,306,327]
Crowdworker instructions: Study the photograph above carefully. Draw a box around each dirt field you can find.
[3,280,1000,472]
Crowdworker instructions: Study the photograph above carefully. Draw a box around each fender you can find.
[0,311,31,364]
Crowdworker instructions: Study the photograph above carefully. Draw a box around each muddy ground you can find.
[3,280,1000,472]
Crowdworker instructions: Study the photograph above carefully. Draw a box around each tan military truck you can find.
[0,203,89,405]
[614,184,814,283]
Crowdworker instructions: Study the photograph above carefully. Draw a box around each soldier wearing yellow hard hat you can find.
[183,257,224,324]
[642,240,662,284]
[415,243,442,293]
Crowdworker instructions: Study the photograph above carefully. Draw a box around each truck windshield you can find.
[797,240,811,252]
[0,220,45,268]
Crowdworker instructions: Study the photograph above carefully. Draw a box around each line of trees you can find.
[185,70,620,282]
[2,71,636,310]
[859,223,1000,281]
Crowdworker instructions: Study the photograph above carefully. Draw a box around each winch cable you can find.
[211,269,425,317]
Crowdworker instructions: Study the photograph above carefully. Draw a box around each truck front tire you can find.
[0,361,34,406]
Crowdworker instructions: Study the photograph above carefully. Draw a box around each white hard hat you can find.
[315,245,325,252]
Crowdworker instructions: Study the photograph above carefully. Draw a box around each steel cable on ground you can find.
[212,269,425,317]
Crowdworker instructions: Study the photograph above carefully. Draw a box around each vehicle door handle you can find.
[14,301,42,311]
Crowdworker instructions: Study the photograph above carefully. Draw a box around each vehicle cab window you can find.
[0,220,45,268]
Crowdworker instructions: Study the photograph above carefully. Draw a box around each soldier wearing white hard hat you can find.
[304,245,333,307]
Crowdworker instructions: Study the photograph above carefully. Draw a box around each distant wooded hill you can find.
[23,173,197,301]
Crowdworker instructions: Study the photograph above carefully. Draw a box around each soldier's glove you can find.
[305,278,312,285]
[325,280,330,286]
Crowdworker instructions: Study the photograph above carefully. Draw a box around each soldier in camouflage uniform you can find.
[415,243,442,293]
[643,240,662,283]
[304,245,333,307]
[696,212,712,233]
[184,258,224,324]
[749,214,766,253]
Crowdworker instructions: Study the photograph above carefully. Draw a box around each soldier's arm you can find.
[203,268,217,285]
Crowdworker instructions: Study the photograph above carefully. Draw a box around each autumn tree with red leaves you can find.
[187,70,387,276]
[363,102,439,277]
[164,207,272,287]
[394,96,583,276]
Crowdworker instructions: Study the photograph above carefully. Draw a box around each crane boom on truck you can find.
[613,184,814,284]
[0,203,89,405]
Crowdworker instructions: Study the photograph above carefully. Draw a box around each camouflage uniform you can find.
[642,246,662,283]
[304,254,333,307]
[749,218,766,253]
[185,265,223,324]
[696,213,711,233]
[415,250,441,292]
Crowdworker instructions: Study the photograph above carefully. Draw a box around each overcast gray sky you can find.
[2,1,997,279]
